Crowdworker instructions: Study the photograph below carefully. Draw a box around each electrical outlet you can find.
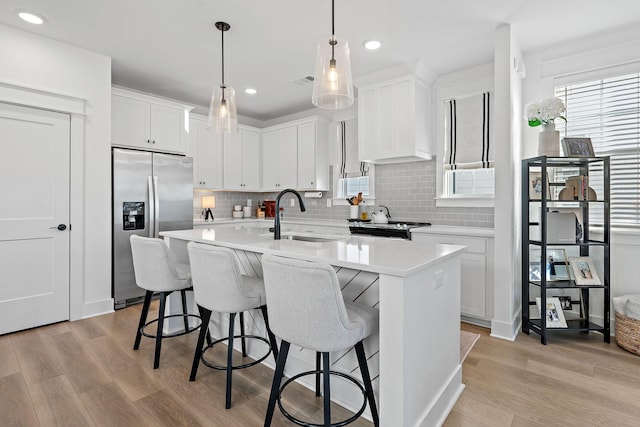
[326,199,332,207]
[290,199,295,207]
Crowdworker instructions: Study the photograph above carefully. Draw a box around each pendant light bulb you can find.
[208,21,238,133]
[312,0,354,109]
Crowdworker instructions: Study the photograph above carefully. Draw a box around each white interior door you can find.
[0,102,71,335]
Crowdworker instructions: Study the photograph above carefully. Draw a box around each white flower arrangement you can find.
[524,97,566,127]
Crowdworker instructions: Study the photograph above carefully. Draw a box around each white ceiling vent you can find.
[292,75,315,85]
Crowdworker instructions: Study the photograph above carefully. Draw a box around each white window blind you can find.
[555,72,640,228]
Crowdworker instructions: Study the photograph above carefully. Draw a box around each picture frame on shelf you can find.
[536,297,568,328]
[528,171,550,200]
[558,295,573,310]
[569,256,601,286]
[529,248,572,281]
[561,137,595,157]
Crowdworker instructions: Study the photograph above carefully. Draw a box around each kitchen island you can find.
[161,224,465,427]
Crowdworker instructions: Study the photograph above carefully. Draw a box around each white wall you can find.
[0,24,113,319]
[521,23,640,329]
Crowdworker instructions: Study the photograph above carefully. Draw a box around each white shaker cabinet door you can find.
[112,95,151,149]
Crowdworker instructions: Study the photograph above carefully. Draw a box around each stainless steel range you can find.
[348,220,431,240]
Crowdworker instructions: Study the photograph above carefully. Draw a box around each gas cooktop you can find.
[348,220,431,240]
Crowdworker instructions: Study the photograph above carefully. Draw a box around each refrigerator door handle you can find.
[153,176,160,238]
[147,176,155,238]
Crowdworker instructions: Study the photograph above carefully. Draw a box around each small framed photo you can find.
[529,248,572,281]
[529,171,550,200]
[536,297,568,328]
[561,137,595,157]
[558,295,573,310]
[568,256,601,286]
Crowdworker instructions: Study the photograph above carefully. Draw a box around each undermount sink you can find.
[282,234,343,242]
[259,231,347,242]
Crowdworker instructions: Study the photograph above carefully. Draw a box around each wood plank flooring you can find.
[1,304,639,426]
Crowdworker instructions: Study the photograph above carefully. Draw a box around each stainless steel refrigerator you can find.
[112,148,193,308]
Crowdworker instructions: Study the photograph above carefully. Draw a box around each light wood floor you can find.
[1,304,639,427]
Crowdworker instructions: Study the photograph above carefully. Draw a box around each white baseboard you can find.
[417,364,465,427]
[77,298,114,320]
[490,315,520,341]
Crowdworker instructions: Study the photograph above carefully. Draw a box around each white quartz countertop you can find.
[162,225,465,278]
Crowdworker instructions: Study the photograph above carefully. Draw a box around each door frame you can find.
[0,81,87,321]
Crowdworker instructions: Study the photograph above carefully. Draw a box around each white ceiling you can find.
[1,0,639,121]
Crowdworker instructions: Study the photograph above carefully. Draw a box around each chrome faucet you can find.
[274,189,306,240]
[379,204,391,219]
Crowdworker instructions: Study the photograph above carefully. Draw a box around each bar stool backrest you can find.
[187,242,261,313]
[262,254,364,352]
[130,235,189,292]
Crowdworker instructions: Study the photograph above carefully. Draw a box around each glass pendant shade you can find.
[312,35,354,109]
[208,85,238,133]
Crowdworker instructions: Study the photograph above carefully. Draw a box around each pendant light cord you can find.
[221,28,225,86]
[330,0,336,60]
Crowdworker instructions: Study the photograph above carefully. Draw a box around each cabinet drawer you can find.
[414,234,486,254]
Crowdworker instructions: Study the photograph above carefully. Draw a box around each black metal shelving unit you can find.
[522,156,610,345]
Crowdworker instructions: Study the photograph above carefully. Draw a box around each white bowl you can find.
[233,205,242,211]
[232,211,243,218]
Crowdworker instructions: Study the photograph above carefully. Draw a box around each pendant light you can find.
[312,0,354,109]
[208,21,238,133]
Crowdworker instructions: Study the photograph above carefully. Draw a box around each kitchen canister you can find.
[242,206,251,218]
[233,205,242,212]
[350,205,359,219]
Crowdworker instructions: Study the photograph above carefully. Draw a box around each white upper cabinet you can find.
[262,126,298,191]
[297,120,329,191]
[223,126,260,191]
[261,117,329,192]
[356,62,434,164]
[111,87,191,154]
[188,115,222,189]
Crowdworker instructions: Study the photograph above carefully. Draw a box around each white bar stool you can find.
[130,235,202,369]
[261,254,379,427]
[187,242,279,409]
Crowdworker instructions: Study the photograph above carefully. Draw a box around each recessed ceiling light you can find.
[17,10,46,25]
[245,88,257,95]
[363,40,382,50]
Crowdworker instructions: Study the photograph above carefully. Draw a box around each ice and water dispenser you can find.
[123,202,145,230]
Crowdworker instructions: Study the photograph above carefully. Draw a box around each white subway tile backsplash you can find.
[196,159,494,228]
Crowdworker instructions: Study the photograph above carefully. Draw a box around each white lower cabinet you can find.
[412,230,494,325]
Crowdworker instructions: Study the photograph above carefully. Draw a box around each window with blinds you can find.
[555,72,640,228]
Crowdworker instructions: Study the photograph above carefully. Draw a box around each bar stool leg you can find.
[315,352,321,397]
[225,312,236,409]
[189,305,212,381]
[153,292,168,369]
[260,306,279,361]
[322,352,331,427]
[355,341,379,427]
[180,289,189,332]
[264,340,290,427]
[240,312,247,357]
[134,290,153,350]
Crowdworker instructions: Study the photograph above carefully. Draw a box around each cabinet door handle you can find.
[147,139,150,144]
[152,140,156,144]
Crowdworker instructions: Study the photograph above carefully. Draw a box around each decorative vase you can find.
[538,123,560,157]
